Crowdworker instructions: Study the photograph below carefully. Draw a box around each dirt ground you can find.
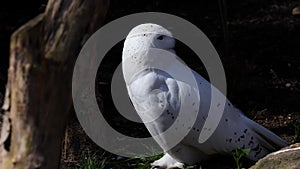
[1,0,300,169]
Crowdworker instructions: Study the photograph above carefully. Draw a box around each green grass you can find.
[65,148,253,169]
[67,151,108,169]
[232,148,251,169]
[65,150,164,169]
[132,153,164,169]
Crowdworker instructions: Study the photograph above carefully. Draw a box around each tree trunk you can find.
[0,0,109,169]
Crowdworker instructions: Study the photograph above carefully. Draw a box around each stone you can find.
[292,6,300,16]
[250,143,300,169]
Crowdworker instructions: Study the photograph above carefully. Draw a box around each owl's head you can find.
[123,23,175,60]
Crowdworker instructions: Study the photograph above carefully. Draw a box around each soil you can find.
[1,0,300,169]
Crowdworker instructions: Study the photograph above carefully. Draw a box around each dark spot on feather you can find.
[248,140,254,146]
[252,144,260,151]
[244,129,248,133]
[254,148,262,158]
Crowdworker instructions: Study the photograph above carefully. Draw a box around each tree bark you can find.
[0,0,109,169]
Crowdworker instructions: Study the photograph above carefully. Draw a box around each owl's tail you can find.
[243,115,288,161]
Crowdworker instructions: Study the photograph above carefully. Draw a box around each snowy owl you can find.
[122,23,288,169]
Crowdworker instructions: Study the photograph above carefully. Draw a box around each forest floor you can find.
[1,0,300,169]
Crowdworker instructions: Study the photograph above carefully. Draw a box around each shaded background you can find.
[1,0,299,112]
[0,0,299,168]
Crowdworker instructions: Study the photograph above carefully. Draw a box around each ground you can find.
[0,0,300,169]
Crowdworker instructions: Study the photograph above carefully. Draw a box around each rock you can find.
[250,143,300,169]
[285,83,291,88]
[292,6,300,16]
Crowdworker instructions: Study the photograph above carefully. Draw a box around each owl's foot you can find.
[151,153,185,169]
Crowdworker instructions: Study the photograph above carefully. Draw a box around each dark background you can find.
[0,0,300,168]
[0,0,47,93]
[1,0,299,112]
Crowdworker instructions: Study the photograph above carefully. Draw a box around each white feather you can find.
[122,23,288,168]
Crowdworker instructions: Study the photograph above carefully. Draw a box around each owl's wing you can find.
[180,69,288,161]
[126,56,288,162]
[127,69,180,133]
[126,65,202,150]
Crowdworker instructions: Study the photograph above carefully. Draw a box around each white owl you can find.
[122,23,288,169]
